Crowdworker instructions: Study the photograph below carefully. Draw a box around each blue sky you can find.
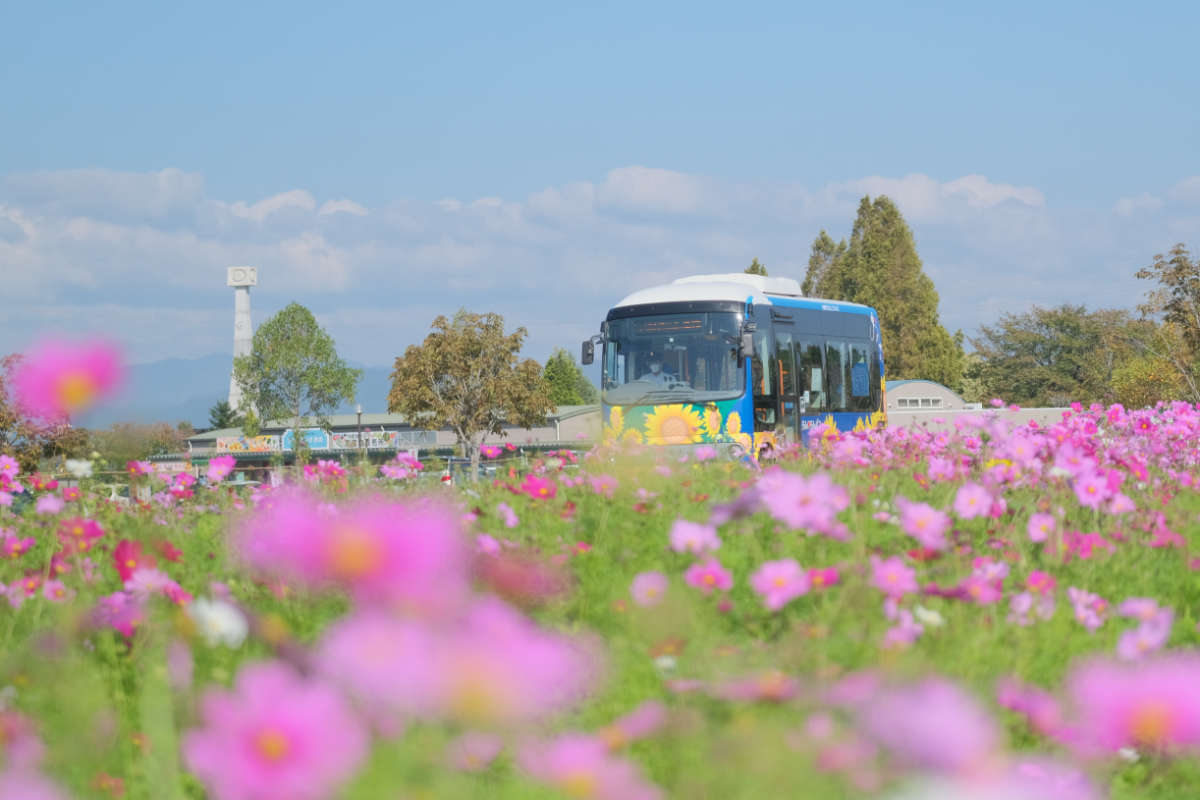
[2,1,1198,379]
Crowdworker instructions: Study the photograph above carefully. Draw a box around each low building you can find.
[178,405,601,467]
[885,379,979,413]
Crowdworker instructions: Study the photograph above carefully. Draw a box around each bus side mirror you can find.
[739,332,754,361]
[581,340,594,365]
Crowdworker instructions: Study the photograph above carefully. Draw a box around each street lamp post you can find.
[356,404,363,466]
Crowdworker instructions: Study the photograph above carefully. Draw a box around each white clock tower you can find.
[226,266,257,412]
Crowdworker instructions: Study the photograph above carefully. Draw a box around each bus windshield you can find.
[603,311,744,405]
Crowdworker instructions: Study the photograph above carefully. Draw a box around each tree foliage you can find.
[969,305,1145,407]
[744,257,768,276]
[802,196,964,387]
[232,303,361,460]
[388,310,552,473]
[1134,243,1200,402]
[207,400,243,431]
[0,354,90,472]
[91,422,191,471]
[543,348,598,406]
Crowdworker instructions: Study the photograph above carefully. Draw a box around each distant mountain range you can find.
[77,354,395,429]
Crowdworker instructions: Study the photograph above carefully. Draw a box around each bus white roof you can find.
[612,273,872,311]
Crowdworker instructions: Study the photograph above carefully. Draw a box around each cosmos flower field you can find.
[3,344,1200,798]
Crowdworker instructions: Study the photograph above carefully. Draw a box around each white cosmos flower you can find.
[187,598,249,648]
[64,459,93,478]
[913,606,946,628]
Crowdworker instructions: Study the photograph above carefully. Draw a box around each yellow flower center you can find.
[327,526,382,580]
[125,559,136,569]
[773,577,786,588]
[1130,701,1173,748]
[560,770,597,798]
[55,372,98,413]
[254,728,290,762]
[703,573,716,586]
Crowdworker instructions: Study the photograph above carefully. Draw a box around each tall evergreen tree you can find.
[744,257,768,276]
[802,230,847,297]
[803,196,963,387]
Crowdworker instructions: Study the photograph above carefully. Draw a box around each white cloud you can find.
[1,165,1196,367]
[597,166,715,215]
[318,198,368,216]
[226,189,317,222]
[1114,192,1164,216]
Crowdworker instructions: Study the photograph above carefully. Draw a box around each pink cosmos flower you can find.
[1063,654,1200,756]
[630,571,668,607]
[518,734,663,800]
[206,455,237,483]
[480,444,503,459]
[668,519,720,554]
[0,455,19,479]
[1072,471,1110,509]
[0,769,71,800]
[997,676,1063,737]
[1027,512,1055,543]
[858,677,999,774]
[521,474,557,500]
[870,555,917,598]
[41,580,73,603]
[1026,570,1057,596]
[757,469,849,535]
[234,491,470,615]
[1068,587,1108,632]
[749,558,810,611]
[34,495,64,515]
[1117,612,1173,661]
[895,496,950,551]
[684,558,733,595]
[183,661,368,800]
[496,502,519,529]
[1117,597,1161,621]
[882,609,924,649]
[11,338,123,421]
[599,701,667,749]
[588,474,618,498]
[92,591,145,638]
[952,482,990,520]
[808,566,840,589]
[113,539,157,583]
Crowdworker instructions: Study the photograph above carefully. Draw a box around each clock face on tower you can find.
[227,266,258,287]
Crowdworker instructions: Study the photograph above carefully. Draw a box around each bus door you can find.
[775,329,801,443]
[794,338,825,443]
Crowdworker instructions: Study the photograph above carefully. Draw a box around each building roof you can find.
[187,405,600,443]
[886,380,964,400]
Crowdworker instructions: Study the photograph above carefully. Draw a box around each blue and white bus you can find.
[582,273,886,456]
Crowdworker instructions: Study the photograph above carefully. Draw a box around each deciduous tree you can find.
[233,303,361,462]
[388,310,552,475]
[1133,243,1200,402]
[543,348,598,406]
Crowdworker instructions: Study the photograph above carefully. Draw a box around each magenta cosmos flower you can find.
[207,454,237,483]
[518,734,662,800]
[183,661,368,800]
[749,559,810,611]
[684,558,733,594]
[521,473,557,500]
[12,338,123,421]
[235,491,470,615]
[630,571,668,606]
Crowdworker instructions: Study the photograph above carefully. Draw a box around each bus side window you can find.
[849,341,873,411]
[798,340,825,411]
[826,340,848,412]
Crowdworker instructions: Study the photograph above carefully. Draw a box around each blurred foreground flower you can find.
[12,338,123,421]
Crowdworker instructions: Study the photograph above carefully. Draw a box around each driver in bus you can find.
[638,354,676,385]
